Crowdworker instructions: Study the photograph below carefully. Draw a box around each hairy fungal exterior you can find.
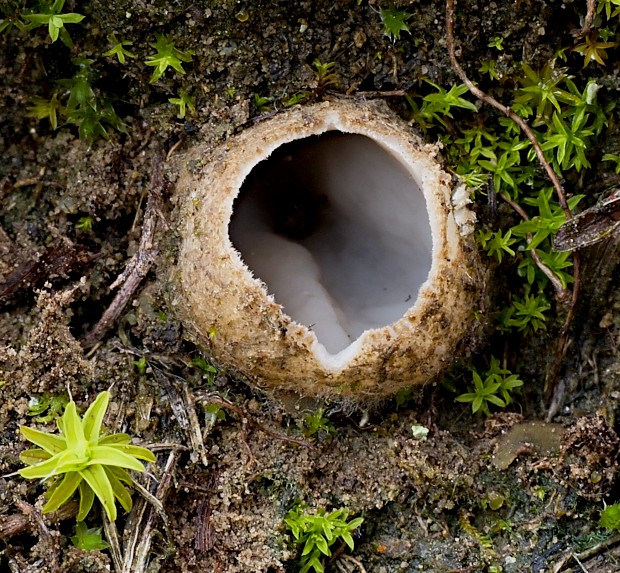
[170,100,484,400]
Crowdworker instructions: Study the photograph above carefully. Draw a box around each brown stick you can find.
[82,149,165,346]
[581,0,597,36]
[0,501,78,540]
[499,193,566,299]
[445,0,571,218]
[445,0,583,410]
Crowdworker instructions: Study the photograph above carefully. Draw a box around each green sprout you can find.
[541,110,595,171]
[406,81,478,130]
[603,153,620,173]
[133,356,147,375]
[22,0,84,47]
[26,93,63,130]
[484,357,524,406]
[302,408,334,439]
[285,505,364,573]
[76,216,94,231]
[169,88,196,118]
[511,187,584,250]
[103,34,136,64]
[191,356,218,385]
[456,359,523,416]
[67,101,127,143]
[17,390,155,521]
[145,34,194,83]
[283,92,309,107]
[487,36,504,50]
[0,1,28,34]
[600,502,620,531]
[378,6,412,43]
[27,58,128,143]
[312,59,338,96]
[477,229,517,263]
[253,94,271,112]
[500,291,551,333]
[456,370,505,415]
[514,61,581,124]
[70,521,110,551]
[479,59,500,80]
[597,0,620,20]
[27,393,69,423]
[573,33,619,67]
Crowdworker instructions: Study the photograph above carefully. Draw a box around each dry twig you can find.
[195,499,216,552]
[335,554,368,573]
[581,0,597,36]
[123,450,178,573]
[82,147,165,346]
[445,0,582,410]
[0,501,78,541]
[15,501,61,572]
[445,0,570,216]
[151,365,209,465]
[499,192,567,298]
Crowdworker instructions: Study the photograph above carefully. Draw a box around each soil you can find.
[2,1,620,572]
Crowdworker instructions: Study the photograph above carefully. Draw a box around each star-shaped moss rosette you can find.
[17,390,155,521]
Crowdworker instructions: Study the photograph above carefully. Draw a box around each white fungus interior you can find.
[229,132,433,356]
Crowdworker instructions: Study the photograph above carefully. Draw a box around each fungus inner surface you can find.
[229,132,433,355]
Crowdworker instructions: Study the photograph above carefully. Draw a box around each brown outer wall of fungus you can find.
[169,100,486,401]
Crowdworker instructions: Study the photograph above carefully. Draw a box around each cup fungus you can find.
[171,100,483,400]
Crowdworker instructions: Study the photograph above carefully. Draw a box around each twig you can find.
[16,501,60,572]
[196,392,315,449]
[445,0,571,217]
[581,0,597,36]
[151,365,209,465]
[0,501,78,540]
[499,193,566,298]
[127,450,178,573]
[11,178,64,191]
[445,0,583,411]
[182,383,210,466]
[103,513,123,573]
[544,250,583,413]
[15,500,49,536]
[335,554,368,573]
[82,148,165,346]
[7,553,29,573]
[354,90,407,98]
[572,553,590,573]
[552,533,620,571]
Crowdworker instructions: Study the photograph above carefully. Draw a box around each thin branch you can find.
[445,0,584,413]
[127,451,178,573]
[16,501,60,572]
[499,192,566,298]
[445,0,571,218]
[581,0,597,36]
[82,148,165,346]
[354,89,407,98]
[103,513,123,573]
[116,450,177,573]
[151,366,210,466]
[572,553,590,573]
[0,501,77,540]
[335,554,368,573]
